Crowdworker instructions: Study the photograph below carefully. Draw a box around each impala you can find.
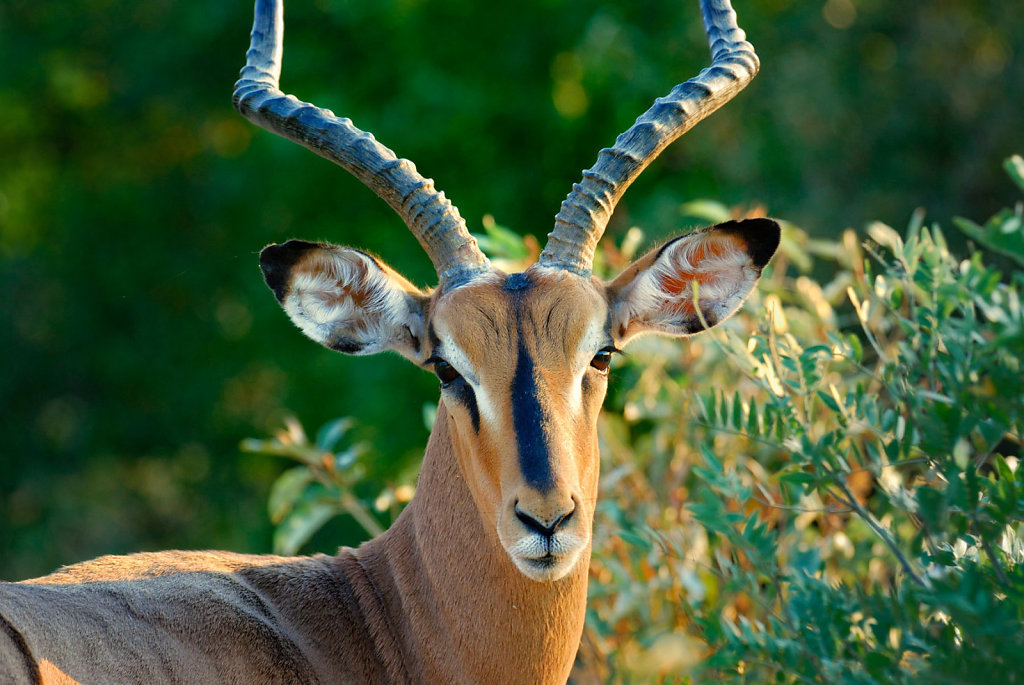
[0,0,777,682]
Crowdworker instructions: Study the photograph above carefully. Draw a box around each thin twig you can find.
[827,481,927,588]
[340,493,385,537]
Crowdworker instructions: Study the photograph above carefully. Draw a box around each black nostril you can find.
[515,506,574,537]
[516,509,552,536]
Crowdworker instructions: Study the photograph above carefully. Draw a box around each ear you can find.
[259,240,428,361]
[607,218,780,345]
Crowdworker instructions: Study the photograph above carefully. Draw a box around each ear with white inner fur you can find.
[259,240,428,360]
[607,218,780,346]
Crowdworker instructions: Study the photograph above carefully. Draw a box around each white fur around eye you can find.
[567,316,609,414]
[432,330,501,428]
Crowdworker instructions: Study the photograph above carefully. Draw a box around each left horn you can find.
[233,0,491,289]
[539,0,760,277]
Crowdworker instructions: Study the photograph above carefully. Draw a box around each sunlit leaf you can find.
[273,499,340,556]
[267,466,313,524]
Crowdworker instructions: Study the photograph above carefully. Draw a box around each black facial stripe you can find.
[452,380,480,433]
[512,339,554,492]
[426,323,441,354]
[426,324,478,432]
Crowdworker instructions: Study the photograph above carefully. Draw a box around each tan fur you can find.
[430,270,607,582]
[0,403,585,684]
[0,224,773,683]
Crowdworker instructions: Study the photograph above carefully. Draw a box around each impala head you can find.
[235,0,778,582]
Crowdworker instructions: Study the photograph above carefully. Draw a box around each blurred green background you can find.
[1,0,1020,580]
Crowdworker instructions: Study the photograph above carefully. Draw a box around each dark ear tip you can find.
[716,218,781,269]
[259,239,320,303]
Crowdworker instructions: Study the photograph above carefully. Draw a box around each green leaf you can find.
[268,466,313,524]
[699,444,724,474]
[273,499,339,556]
[679,199,731,224]
[801,344,833,360]
[422,402,437,431]
[779,471,815,486]
[848,334,863,363]
[915,485,946,530]
[746,399,761,436]
[473,217,530,261]
[864,651,893,677]
[1005,154,1024,193]
[953,210,1024,267]
[816,389,841,413]
[615,529,653,552]
[995,455,1016,485]
[316,417,354,452]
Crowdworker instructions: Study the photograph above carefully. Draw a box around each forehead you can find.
[430,268,608,359]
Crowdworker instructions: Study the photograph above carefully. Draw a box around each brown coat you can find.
[0,405,587,684]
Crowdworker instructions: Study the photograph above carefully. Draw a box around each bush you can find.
[247,157,1024,683]
[580,155,1024,683]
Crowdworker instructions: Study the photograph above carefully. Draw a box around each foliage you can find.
[250,158,1024,681]
[241,416,416,555]
[577,159,1024,682]
[953,156,1024,267]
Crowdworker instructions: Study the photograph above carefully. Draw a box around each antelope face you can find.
[259,218,779,583]
[427,268,610,581]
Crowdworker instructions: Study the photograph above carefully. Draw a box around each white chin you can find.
[510,549,581,582]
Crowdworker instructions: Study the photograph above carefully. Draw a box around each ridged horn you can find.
[233,0,492,289]
[539,0,760,277]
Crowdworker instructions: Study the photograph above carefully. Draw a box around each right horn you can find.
[539,0,760,278]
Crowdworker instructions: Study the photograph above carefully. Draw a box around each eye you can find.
[434,359,461,385]
[590,349,614,373]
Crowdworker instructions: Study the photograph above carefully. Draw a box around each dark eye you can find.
[590,349,614,373]
[434,359,461,385]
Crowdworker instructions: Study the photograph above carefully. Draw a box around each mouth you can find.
[511,551,572,582]
[506,535,586,582]
[522,554,557,571]
[497,498,590,582]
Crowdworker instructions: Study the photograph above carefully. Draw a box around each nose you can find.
[514,499,576,537]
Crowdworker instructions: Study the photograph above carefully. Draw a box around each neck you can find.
[355,403,590,683]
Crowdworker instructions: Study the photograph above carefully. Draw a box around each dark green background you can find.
[1,0,1020,579]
